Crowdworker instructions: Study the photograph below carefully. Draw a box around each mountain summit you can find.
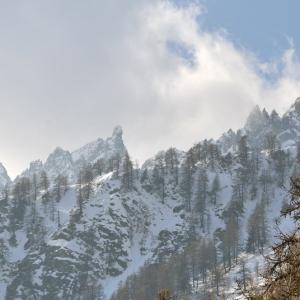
[71,125,126,165]
[244,105,268,135]
[20,126,127,182]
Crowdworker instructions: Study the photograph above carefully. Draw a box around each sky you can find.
[0,0,300,178]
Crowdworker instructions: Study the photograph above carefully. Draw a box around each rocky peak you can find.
[112,125,123,140]
[46,147,73,164]
[105,125,126,154]
[71,125,127,164]
[52,147,70,157]
[284,97,300,117]
[0,162,7,174]
[294,97,300,113]
[244,105,268,134]
[44,147,75,181]
[0,162,11,188]
[17,126,127,183]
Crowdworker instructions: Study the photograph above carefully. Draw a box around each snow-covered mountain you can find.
[44,147,75,181]
[20,126,127,183]
[71,125,126,164]
[219,98,300,154]
[1,99,300,299]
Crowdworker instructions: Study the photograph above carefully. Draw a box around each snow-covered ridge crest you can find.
[71,125,126,164]
[44,147,75,181]
[20,125,127,182]
[219,97,300,154]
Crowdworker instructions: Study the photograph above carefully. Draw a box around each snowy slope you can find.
[2,172,187,299]
[3,149,291,299]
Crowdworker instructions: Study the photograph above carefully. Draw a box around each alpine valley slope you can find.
[1,99,300,299]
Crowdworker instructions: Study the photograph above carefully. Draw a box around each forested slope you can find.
[1,99,300,299]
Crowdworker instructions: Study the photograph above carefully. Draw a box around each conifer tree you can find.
[246,200,267,253]
[153,153,166,202]
[195,168,208,230]
[121,152,134,191]
[236,258,252,293]
[238,135,249,167]
[40,171,49,192]
[248,177,300,298]
[32,173,38,202]
[40,171,50,203]
[210,174,221,206]
[81,164,94,200]
[152,165,165,203]
[77,172,84,217]
[0,238,8,267]
[272,149,287,187]
[180,152,194,212]
[165,147,179,184]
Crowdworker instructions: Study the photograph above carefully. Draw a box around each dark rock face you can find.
[294,98,300,114]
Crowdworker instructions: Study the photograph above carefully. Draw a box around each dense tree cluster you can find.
[112,133,297,300]
[111,238,222,300]
[247,177,300,299]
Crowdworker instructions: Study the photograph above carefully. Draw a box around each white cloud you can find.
[0,0,299,177]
